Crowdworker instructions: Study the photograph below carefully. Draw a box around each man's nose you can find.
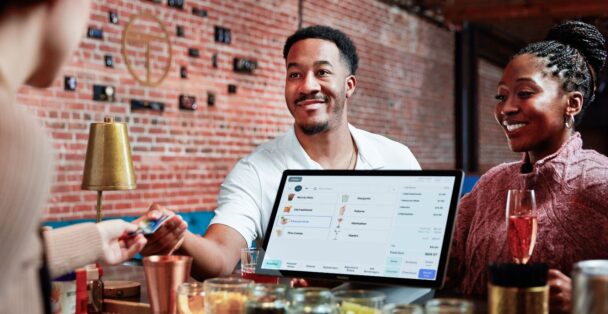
[299,73,321,94]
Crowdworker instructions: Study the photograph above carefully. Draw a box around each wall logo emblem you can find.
[122,13,172,87]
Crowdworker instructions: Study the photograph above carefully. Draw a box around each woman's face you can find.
[26,0,92,87]
[494,54,571,160]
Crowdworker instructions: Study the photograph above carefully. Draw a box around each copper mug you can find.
[144,255,193,314]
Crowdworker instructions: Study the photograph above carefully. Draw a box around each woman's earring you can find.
[565,114,575,129]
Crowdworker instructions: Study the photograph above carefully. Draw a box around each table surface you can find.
[102,263,488,313]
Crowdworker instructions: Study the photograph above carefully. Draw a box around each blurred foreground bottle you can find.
[487,263,548,314]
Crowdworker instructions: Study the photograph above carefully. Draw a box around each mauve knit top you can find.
[448,133,608,295]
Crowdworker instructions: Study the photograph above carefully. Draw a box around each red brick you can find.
[22,0,504,220]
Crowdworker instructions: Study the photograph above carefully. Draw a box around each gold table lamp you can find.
[82,116,136,222]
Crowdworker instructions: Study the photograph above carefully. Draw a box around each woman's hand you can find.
[548,269,572,314]
[96,220,147,264]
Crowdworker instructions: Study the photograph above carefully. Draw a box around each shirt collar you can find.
[283,124,386,170]
[348,124,385,169]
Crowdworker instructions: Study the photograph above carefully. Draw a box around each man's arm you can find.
[177,224,247,280]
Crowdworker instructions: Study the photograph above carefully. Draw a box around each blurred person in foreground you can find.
[447,21,608,313]
[0,1,146,312]
[139,25,421,279]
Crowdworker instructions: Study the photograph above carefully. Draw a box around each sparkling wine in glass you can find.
[506,189,538,264]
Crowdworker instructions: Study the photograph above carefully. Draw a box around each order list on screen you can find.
[262,175,455,281]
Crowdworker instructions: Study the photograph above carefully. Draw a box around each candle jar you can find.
[245,283,288,314]
[204,277,253,314]
[287,288,336,314]
[332,290,385,314]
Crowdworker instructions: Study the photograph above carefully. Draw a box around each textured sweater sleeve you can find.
[43,223,104,278]
[0,102,54,313]
[445,190,476,289]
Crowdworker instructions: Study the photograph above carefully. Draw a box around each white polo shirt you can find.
[209,124,421,246]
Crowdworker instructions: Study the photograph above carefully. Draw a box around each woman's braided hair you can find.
[517,21,607,125]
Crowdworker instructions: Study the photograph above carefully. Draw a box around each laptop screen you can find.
[259,170,463,288]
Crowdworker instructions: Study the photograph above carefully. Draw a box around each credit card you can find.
[130,214,171,235]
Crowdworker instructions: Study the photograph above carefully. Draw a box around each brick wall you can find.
[477,58,520,173]
[302,1,456,168]
[16,0,455,221]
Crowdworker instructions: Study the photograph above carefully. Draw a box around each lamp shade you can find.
[82,116,136,191]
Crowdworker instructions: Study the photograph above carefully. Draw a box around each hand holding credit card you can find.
[129,214,171,235]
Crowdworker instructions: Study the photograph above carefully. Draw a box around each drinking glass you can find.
[287,287,336,314]
[177,282,204,314]
[506,189,538,264]
[143,255,192,314]
[333,290,385,314]
[241,248,280,284]
[245,283,288,313]
[425,298,473,314]
[204,277,252,314]
[382,304,424,314]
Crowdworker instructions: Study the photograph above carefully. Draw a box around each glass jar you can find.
[204,277,253,314]
[332,290,385,314]
[382,304,424,314]
[425,298,473,314]
[245,284,288,314]
[287,288,336,314]
[177,282,205,314]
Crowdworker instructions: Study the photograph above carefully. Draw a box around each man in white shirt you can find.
[142,25,420,279]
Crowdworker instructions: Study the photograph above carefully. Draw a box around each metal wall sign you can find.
[122,13,172,87]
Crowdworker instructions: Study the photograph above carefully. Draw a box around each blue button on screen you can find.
[418,269,436,280]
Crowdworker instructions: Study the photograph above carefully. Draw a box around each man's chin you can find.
[298,122,330,135]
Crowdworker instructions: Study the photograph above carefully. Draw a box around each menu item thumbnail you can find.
[288,193,295,201]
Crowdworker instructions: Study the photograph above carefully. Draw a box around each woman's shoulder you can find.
[476,161,521,185]
[460,161,520,203]
[573,148,608,187]
[577,148,608,167]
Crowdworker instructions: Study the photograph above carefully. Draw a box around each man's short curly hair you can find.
[283,25,359,75]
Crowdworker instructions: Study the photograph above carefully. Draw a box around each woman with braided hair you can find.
[447,21,608,313]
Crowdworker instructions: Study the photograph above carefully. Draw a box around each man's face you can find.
[284,39,355,135]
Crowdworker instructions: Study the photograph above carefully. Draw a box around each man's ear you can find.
[566,91,583,116]
[345,75,356,99]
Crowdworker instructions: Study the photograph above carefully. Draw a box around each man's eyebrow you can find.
[287,60,333,69]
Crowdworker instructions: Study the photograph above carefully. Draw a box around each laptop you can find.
[257,169,464,303]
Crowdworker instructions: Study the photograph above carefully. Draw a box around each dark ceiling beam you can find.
[444,0,608,23]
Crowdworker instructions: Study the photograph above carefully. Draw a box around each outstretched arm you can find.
[177,224,248,280]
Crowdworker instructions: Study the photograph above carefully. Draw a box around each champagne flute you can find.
[506,189,538,264]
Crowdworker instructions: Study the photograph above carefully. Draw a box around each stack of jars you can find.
[177,278,472,314]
